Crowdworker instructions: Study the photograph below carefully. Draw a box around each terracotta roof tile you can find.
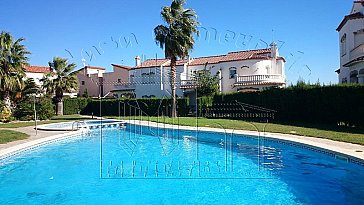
[188,55,225,66]
[23,65,51,73]
[221,48,272,62]
[136,59,170,68]
[164,59,189,67]
[187,48,278,66]
[111,64,132,70]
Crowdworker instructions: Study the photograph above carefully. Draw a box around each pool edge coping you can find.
[0,130,84,160]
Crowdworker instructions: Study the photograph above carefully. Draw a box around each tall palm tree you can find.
[154,0,199,118]
[42,57,78,115]
[0,31,30,112]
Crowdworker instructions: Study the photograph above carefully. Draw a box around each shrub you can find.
[13,100,33,121]
[0,106,12,122]
[37,98,54,120]
[14,97,55,120]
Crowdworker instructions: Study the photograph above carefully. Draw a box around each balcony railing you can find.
[350,44,364,61]
[113,84,136,91]
[180,80,198,89]
[234,74,285,86]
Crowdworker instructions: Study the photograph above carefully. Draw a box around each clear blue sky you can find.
[0,0,353,84]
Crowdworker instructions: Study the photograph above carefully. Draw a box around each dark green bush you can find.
[214,84,364,126]
[13,100,33,121]
[64,97,190,117]
[14,97,54,120]
[37,98,55,120]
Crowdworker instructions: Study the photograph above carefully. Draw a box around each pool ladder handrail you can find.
[72,121,90,132]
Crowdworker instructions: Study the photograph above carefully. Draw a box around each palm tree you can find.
[0,31,30,112]
[154,0,199,117]
[42,57,78,115]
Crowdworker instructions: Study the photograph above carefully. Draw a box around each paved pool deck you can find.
[0,120,364,161]
[0,126,72,150]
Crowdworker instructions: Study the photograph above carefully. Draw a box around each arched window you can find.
[229,67,237,79]
[359,69,364,75]
[350,70,358,83]
[341,34,347,56]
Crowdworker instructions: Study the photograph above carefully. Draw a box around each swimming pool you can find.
[0,123,363,204]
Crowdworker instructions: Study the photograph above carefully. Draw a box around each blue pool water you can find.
[0,124,363,204]
[85,119,122,125]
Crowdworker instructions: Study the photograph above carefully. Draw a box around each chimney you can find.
[270,42,278,59]
[135,56,141,67]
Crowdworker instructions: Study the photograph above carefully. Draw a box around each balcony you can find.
[234,74,285,87]
[180,80,198,89]
[350,44,364,60]
[113,84,136,91]
[344,44,364,67]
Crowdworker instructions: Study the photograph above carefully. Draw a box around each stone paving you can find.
[0,126,71,150]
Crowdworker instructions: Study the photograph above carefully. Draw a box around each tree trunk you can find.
[56,100,64,116]
[2,90,12,112]
[170,56,177,118]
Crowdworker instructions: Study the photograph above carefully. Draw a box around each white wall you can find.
[184,58,285,93]
[25,72,46,86]
[338,2,364,84]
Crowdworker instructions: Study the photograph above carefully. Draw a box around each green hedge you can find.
[63,98,91,115]
[64,98,189,117]
[213,84,364,126]
[197,96,213,115]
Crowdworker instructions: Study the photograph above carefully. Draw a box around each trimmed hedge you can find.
[63,98,91,115]
[214,84,364,126]
[64,98,189,117]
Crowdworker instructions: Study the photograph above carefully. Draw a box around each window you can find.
[229,67,237,79]
[350,70,358,84]
[81,81,85,85]
[342,77,347,84]
[340,34,347,56]
[354,29,364,47]
[117,79,121,83]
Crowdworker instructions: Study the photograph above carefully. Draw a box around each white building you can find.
[336,0,364,84]
[23,65,77,98]
[23,65,51,86]
[79,43,285,100]
[112,43,285,99]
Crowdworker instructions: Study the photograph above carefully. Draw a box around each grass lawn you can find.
[109,116,364,146]
[0,130,29,144]
[0,115,91,128]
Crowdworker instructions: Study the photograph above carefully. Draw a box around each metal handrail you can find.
[72,121,90,131]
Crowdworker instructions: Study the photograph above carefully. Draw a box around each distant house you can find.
[23,65,77,98]
[23,65,51,86]
[78,43,285,99]
[77,65,130,98]
[336,0,364,84]
[117,42,285,98]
